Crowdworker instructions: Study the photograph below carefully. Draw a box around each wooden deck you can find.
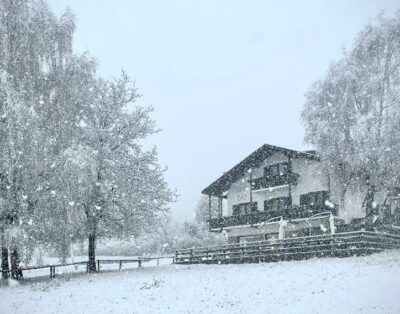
[174,231,400,264]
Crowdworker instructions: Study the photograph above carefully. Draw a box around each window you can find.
[232,202,257,215]
[309,194,316,206]
[279,163,288,176]
[317,192,324,205]
[270,165,279,176]
[264,163,289,178]
[264,197,290,212]
[300,191,329,207]
[232,205,240,215]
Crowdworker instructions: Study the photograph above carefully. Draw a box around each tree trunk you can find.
[339,187,346,217]
[365,180,375,231]
[10,248,23,280]
[87,232,96,272]
[1,245,9,280]
[59,238,70,265]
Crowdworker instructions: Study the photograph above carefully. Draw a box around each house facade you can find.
[202,144,399,243]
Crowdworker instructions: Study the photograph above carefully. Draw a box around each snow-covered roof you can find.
[202,144,319,197]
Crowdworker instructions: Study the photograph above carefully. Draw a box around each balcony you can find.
[208,204,337,230]
[252,172,299,191]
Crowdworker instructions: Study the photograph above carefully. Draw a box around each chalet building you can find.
[202,144,400,244]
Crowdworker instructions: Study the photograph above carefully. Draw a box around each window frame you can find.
[300,191,329,207]
[264,197,290,212]
[264,162,289,178]
[232,202,258,216]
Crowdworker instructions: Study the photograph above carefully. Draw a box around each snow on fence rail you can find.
[96,256,173,270]
[96,258,143,271]
[174,231,400,264]
[19,261,89,279]
[7,256,174,280]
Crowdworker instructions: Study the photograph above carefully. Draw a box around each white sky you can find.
[48,0,399,221]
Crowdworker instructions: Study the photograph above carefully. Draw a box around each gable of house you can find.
[202,144,319,197]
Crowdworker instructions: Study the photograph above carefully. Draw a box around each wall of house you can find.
[218,149,400,243]
[291,158,328,206]
[217,150,400,246]
[226,175,251,215]
[225,151,392,226]
[226,152,329,215]
[226,152,290,215]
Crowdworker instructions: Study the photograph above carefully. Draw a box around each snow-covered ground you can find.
[1,251,400,314]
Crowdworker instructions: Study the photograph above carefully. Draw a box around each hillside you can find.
[1,251,400,314]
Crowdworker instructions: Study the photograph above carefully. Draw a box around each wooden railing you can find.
[208,204,337,230]
[96,258,143,271]
[18,261,88,279]
[96,256,173,270]
[6,256,174,280]
[174,231,400,264]
[252,172,299,190]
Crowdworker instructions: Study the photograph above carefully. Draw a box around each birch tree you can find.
[349,12,400,208]
[302,59,359,217]
[0,0,76,278]
[302,11,400,224]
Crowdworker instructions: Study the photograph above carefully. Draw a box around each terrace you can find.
[251,170,299,191]
[208,204,337,230]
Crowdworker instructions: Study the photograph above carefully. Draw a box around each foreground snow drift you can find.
[1,251,400,314]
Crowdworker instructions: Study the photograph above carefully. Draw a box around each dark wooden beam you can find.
[287,156,293,215]
[208,195,212,220]
[249,171,253,206]
[218,196,223,218]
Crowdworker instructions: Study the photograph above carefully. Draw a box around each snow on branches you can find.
[302,11,400,214]
[0,0,173,275]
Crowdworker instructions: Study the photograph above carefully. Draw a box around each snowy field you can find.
[1,251,400,314]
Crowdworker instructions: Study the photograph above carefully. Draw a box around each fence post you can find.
[49,266,55,278]
[119,261,122,270]
[329,214,335,234]
[157,257,160,267]
[138,259,142,267]
[97,260,100,271]
[330,234,336,257]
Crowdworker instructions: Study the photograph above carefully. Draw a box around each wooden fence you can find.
[96,256,170,271]
[5,231,399,279]
[19,261,88,279]
[5,256,174,280]
[174,231,400,265]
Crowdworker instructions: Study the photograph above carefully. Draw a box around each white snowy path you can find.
[1,251,400,314]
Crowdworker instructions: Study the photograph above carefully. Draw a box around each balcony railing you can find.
[208,204,337,230]
[252,172,299,190]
